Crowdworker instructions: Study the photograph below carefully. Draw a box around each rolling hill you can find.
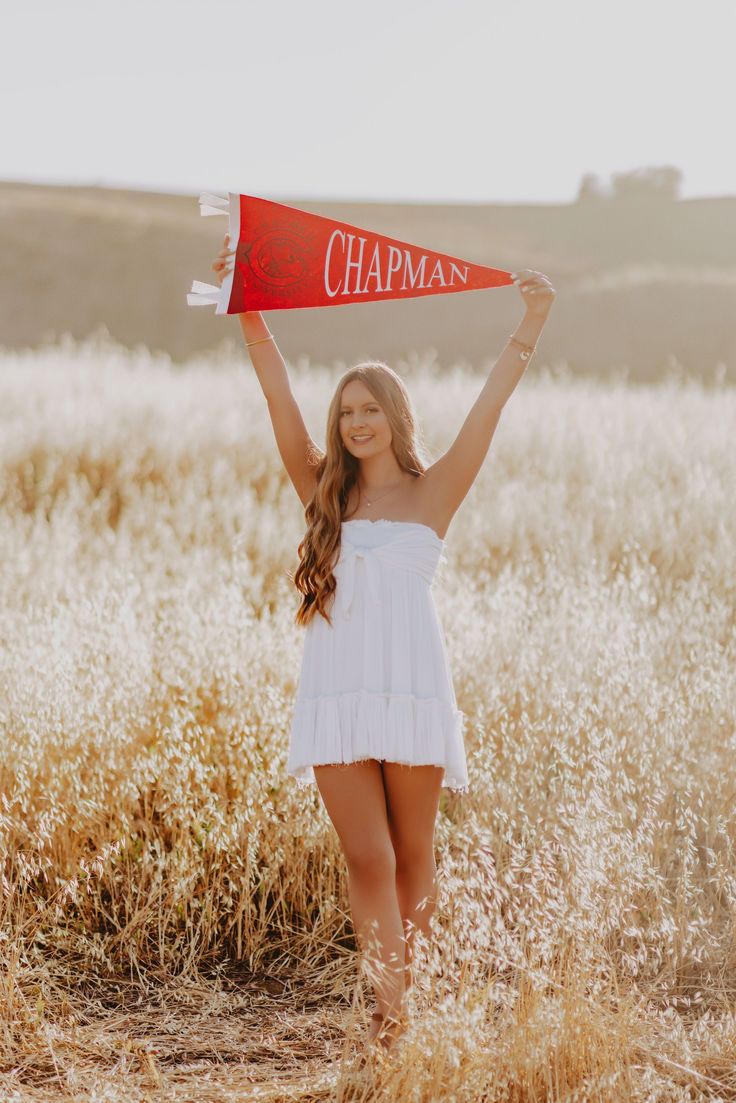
[1,181,734,380]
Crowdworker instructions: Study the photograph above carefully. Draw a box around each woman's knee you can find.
[345,840,396,882]
[394,844,436,884]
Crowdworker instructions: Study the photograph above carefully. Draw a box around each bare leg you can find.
[313,760,407,1024]
[382,763,444,994]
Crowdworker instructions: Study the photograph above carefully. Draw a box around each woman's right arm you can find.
[212,235,322,509]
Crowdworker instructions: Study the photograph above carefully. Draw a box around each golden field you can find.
[1,333,735,1101]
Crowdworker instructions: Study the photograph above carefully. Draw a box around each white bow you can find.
[334,544,383,620]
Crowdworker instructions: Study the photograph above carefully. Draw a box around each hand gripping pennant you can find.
[187,191,514,314]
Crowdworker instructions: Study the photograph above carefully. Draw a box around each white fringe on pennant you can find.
[186,280,223,307]
[198,192,229,216]
[186,191,240,313]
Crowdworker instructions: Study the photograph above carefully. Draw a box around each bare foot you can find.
[374,1011,409,1056]
[356,1010,387,1067]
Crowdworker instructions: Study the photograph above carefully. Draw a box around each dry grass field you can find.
[1,333,735,1100]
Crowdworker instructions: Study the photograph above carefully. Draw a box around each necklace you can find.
[358,477,404,507]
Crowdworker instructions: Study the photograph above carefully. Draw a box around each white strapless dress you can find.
[286,519,469,793]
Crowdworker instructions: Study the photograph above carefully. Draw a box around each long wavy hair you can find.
[292,361,431,628]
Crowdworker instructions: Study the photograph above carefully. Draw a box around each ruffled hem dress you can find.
[286,519,469,793]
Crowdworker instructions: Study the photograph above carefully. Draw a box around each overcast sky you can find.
[2,0,733,203]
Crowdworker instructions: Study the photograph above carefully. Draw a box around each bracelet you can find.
[508,334,537,361]
[246,333,275,348]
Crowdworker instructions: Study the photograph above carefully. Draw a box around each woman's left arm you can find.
[422,269,556,524]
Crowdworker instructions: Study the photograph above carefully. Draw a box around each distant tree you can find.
[576,173,609,201]
[610,165,683,201]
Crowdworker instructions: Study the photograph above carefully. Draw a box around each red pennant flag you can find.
[187,192,514,314]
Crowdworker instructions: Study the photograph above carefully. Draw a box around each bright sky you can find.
[2,0,733,204]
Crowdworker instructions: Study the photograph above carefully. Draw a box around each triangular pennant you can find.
[187,192,514,314]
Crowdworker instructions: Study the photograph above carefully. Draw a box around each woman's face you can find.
[338,379,391,458]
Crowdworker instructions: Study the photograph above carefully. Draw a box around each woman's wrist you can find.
[511,308,547,348]
[238,311,271,343]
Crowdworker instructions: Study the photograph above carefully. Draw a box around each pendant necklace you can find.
[359,478,403,507]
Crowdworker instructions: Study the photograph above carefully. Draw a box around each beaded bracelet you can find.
[245,334,275,348]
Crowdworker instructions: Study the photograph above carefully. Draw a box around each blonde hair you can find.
[293,361,429,627]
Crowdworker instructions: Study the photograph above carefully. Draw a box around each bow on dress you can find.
[333,544,383,620]
[332,527,444,621]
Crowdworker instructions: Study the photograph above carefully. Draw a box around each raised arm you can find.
[213,235,323,509]
[421,269,556,528]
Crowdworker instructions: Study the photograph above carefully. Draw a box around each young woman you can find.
[212,234,555,1054]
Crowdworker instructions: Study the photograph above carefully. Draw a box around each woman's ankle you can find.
[375,1010,409,1052]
